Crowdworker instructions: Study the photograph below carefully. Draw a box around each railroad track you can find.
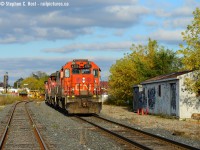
[76,115,199,150]
[0,101,48,150]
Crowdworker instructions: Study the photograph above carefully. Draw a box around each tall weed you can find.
[0,95,24,106]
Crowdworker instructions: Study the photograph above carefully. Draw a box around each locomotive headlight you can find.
[82,77,85,83]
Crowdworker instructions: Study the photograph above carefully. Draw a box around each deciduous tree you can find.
[179,8,200,95]
[108,39,181,105]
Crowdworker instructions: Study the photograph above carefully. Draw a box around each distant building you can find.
[100,81,109,102]
[133,70,200,119]
[0,87,4,93]
[100,81,108,95]
[0,82,3,88]
[8,88,18,93]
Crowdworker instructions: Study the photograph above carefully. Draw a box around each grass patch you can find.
[154,113,177,119]
[0,94,45,108]
[0,106,5,111]
[0,95,26,106]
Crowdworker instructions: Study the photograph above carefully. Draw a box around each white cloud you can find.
[42,41,132,53]
[0,1,198,46]
[163,17,192,28]
[0,1,151,44]
[134,29,183,45]
[151,29,183,43]
[173,7,195,17]
[0,35,17,43]
[114,29,126,36]
[154,9,171,18]
[105,5,150,21]
[145,21,158,27]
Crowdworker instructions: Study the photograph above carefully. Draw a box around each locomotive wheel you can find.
[61,98,65,110]
[55,98,59,108]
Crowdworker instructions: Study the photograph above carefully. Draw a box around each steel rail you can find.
[93,115,199,150]
[0,101,22,149]
[25,101,49,150]
[75,115,151,150]
[0,101,48,150]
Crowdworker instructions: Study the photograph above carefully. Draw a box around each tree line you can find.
[108,8,200,105]
[13,71,48,92]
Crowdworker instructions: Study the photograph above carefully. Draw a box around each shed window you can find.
[158,85,161,97]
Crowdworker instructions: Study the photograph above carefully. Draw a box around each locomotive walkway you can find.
[0,101,48,150]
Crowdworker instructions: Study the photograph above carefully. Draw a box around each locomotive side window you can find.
[65,69,70,77]
[82,69,90,74]
[93,69,98,77]
[72,68,80,74]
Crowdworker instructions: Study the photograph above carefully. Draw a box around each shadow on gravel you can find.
[45,102,94,117]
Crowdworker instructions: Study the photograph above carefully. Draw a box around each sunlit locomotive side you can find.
[45,59,102,114]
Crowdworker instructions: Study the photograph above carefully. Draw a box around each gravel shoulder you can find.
[100,105,200,148]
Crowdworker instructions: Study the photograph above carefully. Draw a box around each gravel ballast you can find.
[28,102,124,150]
[1,102,200,149]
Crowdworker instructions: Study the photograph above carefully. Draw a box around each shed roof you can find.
[141,70,193,84]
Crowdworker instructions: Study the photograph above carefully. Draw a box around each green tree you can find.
[179,8,200,95]
[21,71,48,91]
[32,71,48,79]
[108,39,181,105]
[13,78,24,88]
[180,8,200,69]
[109,56,138,105]
[129,39,158,81]
[153,48,182,75]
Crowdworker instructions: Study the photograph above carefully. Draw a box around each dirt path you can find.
[101,105,200,141]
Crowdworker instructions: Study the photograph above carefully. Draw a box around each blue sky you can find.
[0,0,199,85]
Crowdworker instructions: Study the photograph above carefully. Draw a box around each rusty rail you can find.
[76,115,199,150]
[0,101,48,150]
[0,101,21,149]
[25,101,48,150]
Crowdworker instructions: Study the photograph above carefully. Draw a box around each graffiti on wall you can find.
[171,83,176,110]
[148,87,156,109]
[143,95,147,108]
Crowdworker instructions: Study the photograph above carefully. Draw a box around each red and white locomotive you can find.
[45,59,102,114]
